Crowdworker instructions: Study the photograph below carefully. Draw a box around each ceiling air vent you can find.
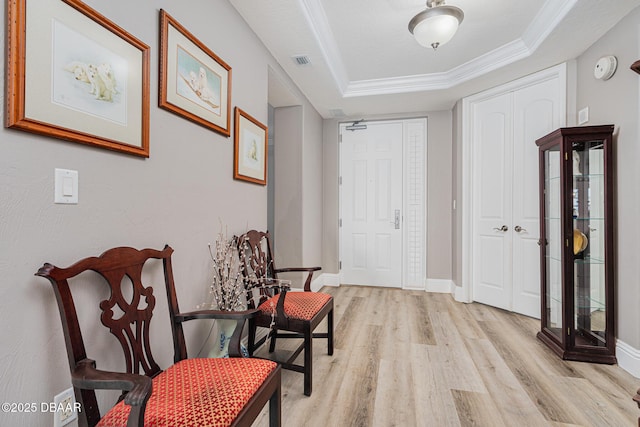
[292,55,311,66]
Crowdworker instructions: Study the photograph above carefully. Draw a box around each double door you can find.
[471,74,564,318]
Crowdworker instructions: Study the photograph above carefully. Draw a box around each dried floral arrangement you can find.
[200,227,247,312]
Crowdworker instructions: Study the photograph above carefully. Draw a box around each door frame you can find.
[458,63,568,304]
[338,117,428,290]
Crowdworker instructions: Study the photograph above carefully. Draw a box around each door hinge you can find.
[339,176,342,185]
[567,327,570,336]
[565,152,568,160]
[339,261,342,270]
[339,218,342,227]
[339,134,342,143]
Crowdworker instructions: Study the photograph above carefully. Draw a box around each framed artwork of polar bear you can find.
[233,107,267,185]
[6,0,150,157]
[159,10,232,137]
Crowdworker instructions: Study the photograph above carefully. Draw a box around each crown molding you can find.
[301,0,577,97]
[522,0,578,51]
[298,0,350,93]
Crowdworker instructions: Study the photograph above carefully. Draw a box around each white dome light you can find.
[408,1,464,50]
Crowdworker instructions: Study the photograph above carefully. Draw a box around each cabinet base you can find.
[537,331,617,364]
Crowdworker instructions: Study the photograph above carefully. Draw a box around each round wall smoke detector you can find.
[594,55,617,80]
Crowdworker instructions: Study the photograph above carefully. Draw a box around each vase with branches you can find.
[198,226,248,357]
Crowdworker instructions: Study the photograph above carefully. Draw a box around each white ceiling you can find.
[230,0,640,118]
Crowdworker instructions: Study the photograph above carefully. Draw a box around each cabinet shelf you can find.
[547,295,605,310]
[536,125,616,364]
[546,255,605,264]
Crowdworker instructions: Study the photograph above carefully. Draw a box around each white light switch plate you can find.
[578,107,589,125]
[55,169,78,204]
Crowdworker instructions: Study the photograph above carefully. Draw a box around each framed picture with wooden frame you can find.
[159,9,232,137]
[234,107,268,185]
[5,0,150,157]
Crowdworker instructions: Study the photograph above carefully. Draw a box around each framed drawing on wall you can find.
[159,9,232,137]
[6,0,150,157]
[234,107,267,185]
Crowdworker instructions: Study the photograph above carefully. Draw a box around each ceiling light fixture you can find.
[408,0,464,50]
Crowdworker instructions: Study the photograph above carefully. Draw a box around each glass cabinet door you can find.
[571,139,606,348]
[543,145,562,342]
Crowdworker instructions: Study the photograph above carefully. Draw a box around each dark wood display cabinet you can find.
[535,125,616,364]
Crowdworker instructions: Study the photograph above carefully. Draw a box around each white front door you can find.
[340,121,404,287]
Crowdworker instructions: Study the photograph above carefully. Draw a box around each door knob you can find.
[493,225,508,232]
[514,226,527,233]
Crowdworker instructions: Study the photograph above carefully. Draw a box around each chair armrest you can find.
[174,309,259,357]
[174,308,258,323]
[72,358,152,420]
[274,267,321,291]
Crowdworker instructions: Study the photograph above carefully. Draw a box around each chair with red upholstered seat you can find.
[36,245,281,427]
[237,230,333,396]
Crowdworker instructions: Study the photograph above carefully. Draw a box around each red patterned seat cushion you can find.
[258,291,332,321]
[97,358,277,427]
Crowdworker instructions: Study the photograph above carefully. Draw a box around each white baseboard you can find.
[426,279,454,293]
[311,273,340,291]
[452,281,471,303]
[616,339,640,378]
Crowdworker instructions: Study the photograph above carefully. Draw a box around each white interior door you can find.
[511,79,561,318]
[341,121,403,287]
[470,71,564,318]
[472,93,513,310]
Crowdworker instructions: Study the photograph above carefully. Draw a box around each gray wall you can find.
[322,111,453,281]
[575,6,640,349]
[0,0,323,424]
[274,106,304,268]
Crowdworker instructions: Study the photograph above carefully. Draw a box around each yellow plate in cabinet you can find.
[573,229,588,255]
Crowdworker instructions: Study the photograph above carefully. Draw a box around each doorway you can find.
[339,118,427,288]
[461,64,566,318]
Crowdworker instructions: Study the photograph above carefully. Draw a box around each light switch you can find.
[578,107,589,125]
[62,176,74,196]
[55,168,78,204]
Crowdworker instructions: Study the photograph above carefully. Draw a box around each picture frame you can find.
[159,10,232,137]
[6,0,150,157]
[234,107,268,185]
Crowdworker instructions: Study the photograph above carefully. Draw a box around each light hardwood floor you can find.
[253,285,639,427]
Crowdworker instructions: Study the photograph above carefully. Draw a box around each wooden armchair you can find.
[35,245,280,427]
[237,230,333,396]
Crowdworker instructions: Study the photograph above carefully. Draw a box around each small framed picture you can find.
[159,9,232,137]
[6,0,150,156]
[233,107,267,185]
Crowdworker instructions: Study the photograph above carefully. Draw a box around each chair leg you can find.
[248,319,256,356]
[327,308,334,356]
[269,379,281,427]
[269,328,278,353]
[304,325,312,396]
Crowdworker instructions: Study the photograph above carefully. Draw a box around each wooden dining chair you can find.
[237,230,333,396]
[36,245,281,427]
